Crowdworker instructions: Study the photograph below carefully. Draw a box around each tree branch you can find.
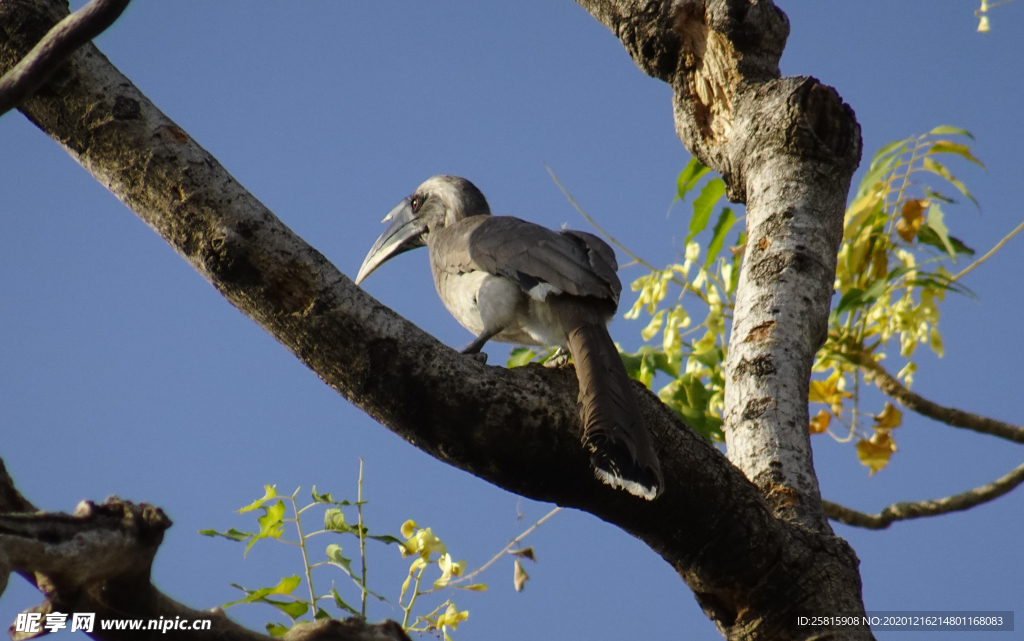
[823,459,1024,529]
[1,1,871,639]
[0,0,131,118]
[0,457,410,641]
[852,352,1024,444]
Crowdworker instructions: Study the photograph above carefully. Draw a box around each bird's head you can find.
[355,175,490,285]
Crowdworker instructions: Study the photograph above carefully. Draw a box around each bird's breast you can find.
[433,269,569,348]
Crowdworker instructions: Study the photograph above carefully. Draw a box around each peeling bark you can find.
[1,0,871,639]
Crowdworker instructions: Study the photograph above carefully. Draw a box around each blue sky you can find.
[1,2,1021,639]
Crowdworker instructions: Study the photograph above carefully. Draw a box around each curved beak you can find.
[355,198,428,285]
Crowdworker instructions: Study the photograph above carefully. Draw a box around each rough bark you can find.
[1,0,870,639]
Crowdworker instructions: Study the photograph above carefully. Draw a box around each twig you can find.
[289,493,318,611]
[851,352,1024,444]
[823,459,1024,529]
[357,458,368,617]
[455,506,561,585]
[952,218,1024,282]
[545,166,658,272]
[545,166,708,302]
[0,0,132,118]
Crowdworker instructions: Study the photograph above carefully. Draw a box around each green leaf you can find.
[311,487,333,503]
[224,576,302,607]
[266,623,290,638]
[314,608,332,621]
[199,528,253,542]
[924,203,956,259]
[729,231,745,294]
[696,414,724,441]
[885,266,913,284]
[660,373,711,412]
[923,187,956,204]
[677,158,710,201]
[507,347,537,368]
[916,227,975,256]
[928,125,973,139]
[641,309,665,341]
[363,587,389,603]
[324,508,355,533]
[265,598,308,620]
[619,346,679,384]
[856,153,899,199]
[686,178,726,244]
[929,140,985,168]
[704,208,736,269]
[922,157,979,208]
[903,277,975,299]
[659,376,722,441]
[869,138,907,169]
[367,534,402,545]
[861,276,889,302]
[311,487,351,506]
[331,584,360,616]
[834,287,865,316]
[246,501,287,555]
[238,485,279,513]
[693,347,723,368]
[326,543,355,575]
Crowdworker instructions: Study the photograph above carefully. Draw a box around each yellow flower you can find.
[433,553,467,589]
[399,524,447,559]
[400,519,417,539]
[437,604,469,631]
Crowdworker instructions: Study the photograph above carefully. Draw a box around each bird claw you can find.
[543,347,570,368]
[466,352,488,365]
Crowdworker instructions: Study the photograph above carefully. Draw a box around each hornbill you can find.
[355,176,663,499]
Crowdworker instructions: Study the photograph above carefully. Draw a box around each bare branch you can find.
[0,0,131,118]
[454,507,561,586]
[823,459,1024,529]
[952,217,1024,282]
[853,352,1024,444]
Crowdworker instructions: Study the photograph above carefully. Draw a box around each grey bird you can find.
[355,175,663,499]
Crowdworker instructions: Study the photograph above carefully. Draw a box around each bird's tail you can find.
[554,300,663,500]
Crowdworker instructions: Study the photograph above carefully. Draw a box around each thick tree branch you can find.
[0,0,130,117]
[852,352,1024,444]
[1,1,870,639]
[0,457,410,641]
[823,459,1024,529]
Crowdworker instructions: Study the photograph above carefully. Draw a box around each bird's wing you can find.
[439,216,620,303]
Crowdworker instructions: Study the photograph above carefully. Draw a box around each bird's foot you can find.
[464,351,488,365]
[543,347,570,368]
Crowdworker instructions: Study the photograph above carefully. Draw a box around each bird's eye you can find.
[410,196,423,213]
